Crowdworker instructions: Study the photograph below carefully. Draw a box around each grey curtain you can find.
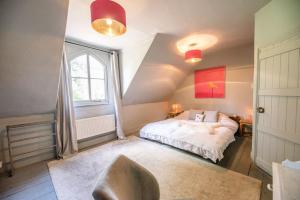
[55,49,78,158]
[111,51,126,139]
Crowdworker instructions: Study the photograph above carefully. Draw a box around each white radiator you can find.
[76,115,115,140]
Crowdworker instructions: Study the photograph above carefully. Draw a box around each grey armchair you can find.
[93,155,160,200]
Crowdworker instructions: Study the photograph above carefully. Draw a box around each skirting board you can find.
[256,157,272,175]
[124,123,148,136]
[78,132,117,150]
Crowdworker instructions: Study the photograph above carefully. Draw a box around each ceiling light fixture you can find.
[90,0,126,36]
[185,49,202,63]
[176,34,218,54]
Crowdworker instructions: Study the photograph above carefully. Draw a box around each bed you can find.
[139,110,238,163]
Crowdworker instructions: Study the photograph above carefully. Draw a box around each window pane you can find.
[72,78,89,101]
[91,79,106,100]
[89,55,105,79]
[70,54,88,78]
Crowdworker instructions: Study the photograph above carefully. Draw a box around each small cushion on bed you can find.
[203,111,218,122]
[189,109,204,120]
[195,114,205,122]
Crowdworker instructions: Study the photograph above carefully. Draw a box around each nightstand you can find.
[229,115,241,135]
[239,119,252,136]
[166,111,183,119]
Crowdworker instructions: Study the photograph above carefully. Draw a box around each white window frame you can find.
[69,51,109,107]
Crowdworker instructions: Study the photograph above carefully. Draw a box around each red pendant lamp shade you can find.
[91,0,126,36]
[185,50,202,63]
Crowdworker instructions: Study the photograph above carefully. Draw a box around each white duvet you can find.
[140,116,238,162]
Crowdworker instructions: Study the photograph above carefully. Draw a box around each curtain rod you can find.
[65,40,114,55]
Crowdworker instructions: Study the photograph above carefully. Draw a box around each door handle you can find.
[256,107,265,113]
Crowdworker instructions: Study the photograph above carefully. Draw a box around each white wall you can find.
[255,0,300,48]
[122,102,169,135]
[0,0,69,118]
[170,44,254,119]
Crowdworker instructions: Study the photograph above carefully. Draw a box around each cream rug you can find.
[48,136,261,200]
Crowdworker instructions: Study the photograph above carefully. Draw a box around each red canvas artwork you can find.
[194,66,225,98]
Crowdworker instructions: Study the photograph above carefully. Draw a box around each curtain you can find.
[55,49,78,158]
[111,51,126,139]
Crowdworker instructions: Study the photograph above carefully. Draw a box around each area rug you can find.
[48,136,261,200]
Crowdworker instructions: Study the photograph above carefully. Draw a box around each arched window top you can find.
[70,53,108,105]
[70,54,88,78]
[89,55,105,79]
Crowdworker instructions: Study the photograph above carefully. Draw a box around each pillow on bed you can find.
[203,111,218,122]
[189,109,204,120]
[218,113,239,132]
[195,114,205,122]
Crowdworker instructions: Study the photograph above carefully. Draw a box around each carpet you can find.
[48,136,261,200]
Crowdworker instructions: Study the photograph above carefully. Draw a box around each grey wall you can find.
[0,113,55,171]
[170,43,254,118]
[0,0,69,118]
[122,101,169,135]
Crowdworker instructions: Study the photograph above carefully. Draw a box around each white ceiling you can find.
[66,0,270,52]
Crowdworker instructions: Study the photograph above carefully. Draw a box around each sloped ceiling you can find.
[67,0,270,105]
[119,36,155,94]
[0,0,69,118]
[0,0,271,118]
[123,33,195,105]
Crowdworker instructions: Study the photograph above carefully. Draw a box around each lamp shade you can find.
[91,0,126,36]
[185,50,202,63]
[171,104,182,113]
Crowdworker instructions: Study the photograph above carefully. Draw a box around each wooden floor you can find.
[0,161,56,200]
[220,136,272,200]
[0,136,272,200]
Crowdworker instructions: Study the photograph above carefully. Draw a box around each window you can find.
[70,53,108,106]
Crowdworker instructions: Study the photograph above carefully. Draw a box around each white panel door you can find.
[255,34,300,174]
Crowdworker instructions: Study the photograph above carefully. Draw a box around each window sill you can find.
[74,101,109,107]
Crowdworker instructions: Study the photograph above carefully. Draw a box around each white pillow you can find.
[189,109,204,120]
[195,114,205,122]
[203,111,218,122]
[218,113,238,132]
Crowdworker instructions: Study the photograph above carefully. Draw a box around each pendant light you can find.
[185,50,202,63]
[91,0,126,36]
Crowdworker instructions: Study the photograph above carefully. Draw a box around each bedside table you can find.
[166,111,183,119]
[229,115,241,135]
[239,119,252,136]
